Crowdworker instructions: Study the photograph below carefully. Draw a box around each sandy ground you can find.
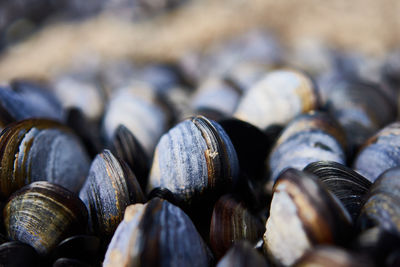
[0,0,399,80]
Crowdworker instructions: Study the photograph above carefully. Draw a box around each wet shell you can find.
[191,77,241,120]
[103,198,212,267]
[0,241,39,267]
[263,169,351,266]
[79,149,145,241]
[358,167,400,234]
[324,79,395,150]
[0,119,90,199]
[4,182,88,255]
[210,194,264,259]
[110,125,150,191]
[234,69,319,130]
[102,83,170,157]
[268,111,346,181]
[304,161,371,220]
[0,81,64,130]
[148,116,239,205]
[294,245,372,267]
[353,122,400,182]
[216,241,268,267]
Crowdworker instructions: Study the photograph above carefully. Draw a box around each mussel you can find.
[210,194,265,259]
[0,119,91,198]
[147,115,239,206]
[304,161,372,220]
[353,122,400,182]
[216,241,268,267]
[103,198,213,267]
[263,169,351,266]
[233,69,319,131]
[4,181,88,255]
[294,245,372,267]
[79,149,145,242]
[268,111,346,181]
[102,83,170,157]
[0,241,39,267]
[191,77,241,120]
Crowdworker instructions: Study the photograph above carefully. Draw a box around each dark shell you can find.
[53,258,91,267]
[51,235,101,265]
[79,149,145,242]
[216,241,268,267]
[353,122,400,182]
[0,81,64,130]
[263,169,351,266]
[268,111,346,181]
[234,69,319,131]
[110,125,150,191]
[294,245,372,267]
[4,182,88,255]
[210,195,264,259]
[218,118,271,181]
[148,116,239,206]
[103,198,212,267]
[304,161,371,220]
[0,119,91,199]
[358,167,400,234]
[325,79,396,151]
[191,77,241,120]
[0,241,39,267]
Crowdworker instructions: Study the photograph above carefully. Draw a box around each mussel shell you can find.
[224,62,269,93]
[191,77,241,120]
[53,258,91,267]
[148,116,239,206]
[4,181,88,255]
[234,69,319,131]
[353,122,400,182]
[218,118,271,181]
[263,169,351,266]
[358,167,400,234]
[0,81,64,130]
[210,194,264,259]
[304,161,371,220]
[0,241,39,267]
[103,198,213,267]
[79,149,145,241]
[325,79,396,150]
[0,119,91,198]
[294,245,372,267]
[110,125,150,191]
[102,84,169,157]
[268,112,346,181]
[216,241,268,267]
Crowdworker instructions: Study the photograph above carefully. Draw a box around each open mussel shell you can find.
[304,161,372,220]
[0,241,39,267]
[0,81,64,130]
[324,79,396,151]
[103,198,213,267]
[148,115,239,206]
[353,122,400,182]
[79,149,145,242]
[210,194,264,259]
[358,167,400,234]
[233,69,319,131]
[191,77,241,120]
[263,169,352,266]
[0,119,91,199]
[102,83,170,157]
[110,125,150,191]
[294,245,372,267]
[268,111,346,181]
[4,181,88,256]
[216,241,268,267]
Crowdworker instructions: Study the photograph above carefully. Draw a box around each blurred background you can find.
[0,0,399,81]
